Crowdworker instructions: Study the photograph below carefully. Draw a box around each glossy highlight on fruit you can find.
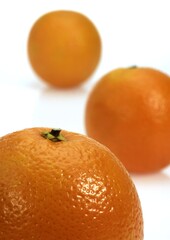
[27,10,101,88]
[85,66,170,173]
[0,127,143,240]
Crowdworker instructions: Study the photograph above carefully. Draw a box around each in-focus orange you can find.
[27,10,101,88]
[0,128,143,240]
[85,66,170,173]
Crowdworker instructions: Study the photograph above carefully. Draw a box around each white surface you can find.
[0,1,170,239]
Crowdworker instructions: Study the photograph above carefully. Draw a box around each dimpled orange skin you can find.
[85,67,170,173]
[0,128,143,240]
[27,11,101,88]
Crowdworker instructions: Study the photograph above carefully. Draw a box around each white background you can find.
[0,1,170,239]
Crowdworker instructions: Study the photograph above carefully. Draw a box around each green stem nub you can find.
[129,65,137,69]
[41,128,66,142]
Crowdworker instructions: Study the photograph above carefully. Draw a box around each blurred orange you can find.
[27,10,101,88]
[85,66,170,173]
[0,127,143,239]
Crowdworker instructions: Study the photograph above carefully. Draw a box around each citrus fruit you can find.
[85,66,170,173]
[0,127,143,239]
[27,10,101,88]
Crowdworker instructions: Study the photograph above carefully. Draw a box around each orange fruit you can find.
[85,66,170,173]
[27,10,101,88]
[0,127,143,239]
